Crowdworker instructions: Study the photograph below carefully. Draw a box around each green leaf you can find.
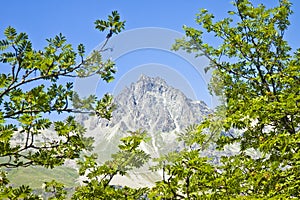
[4,26,17,40]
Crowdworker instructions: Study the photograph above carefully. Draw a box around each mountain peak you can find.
[81,74,212,186]
[137,74,150,81]
[137,74,167,85]
[74,75,232,188]
[107,74,211,133]
[134,74,168,94]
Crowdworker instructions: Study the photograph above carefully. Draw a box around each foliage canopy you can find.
[168,0,300,198]
[0,11,131,199]
[1,0,299,199]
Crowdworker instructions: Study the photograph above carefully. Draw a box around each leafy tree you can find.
[149,126,222,200]
[2,1,299,199]
[72,130,150,199]
[0,11,125,198]
[150,0,299,199]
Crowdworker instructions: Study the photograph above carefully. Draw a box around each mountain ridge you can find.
[104,74,211,133]
[73,74,213,187]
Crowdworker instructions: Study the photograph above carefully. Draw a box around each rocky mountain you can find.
[107,74,210,132]
[75,75,213,187]
[7,75,250,189]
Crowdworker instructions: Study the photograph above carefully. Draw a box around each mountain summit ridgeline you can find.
[105,74,211,132]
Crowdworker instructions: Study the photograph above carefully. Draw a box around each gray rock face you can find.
[78,75,213,187]
[106,74,211,133]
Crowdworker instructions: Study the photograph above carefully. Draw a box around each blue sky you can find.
[1,0,299,108]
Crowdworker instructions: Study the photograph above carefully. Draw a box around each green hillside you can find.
[6,166,78,189]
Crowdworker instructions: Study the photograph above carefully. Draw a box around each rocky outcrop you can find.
[76,75,212,187]
[104,74,211,133]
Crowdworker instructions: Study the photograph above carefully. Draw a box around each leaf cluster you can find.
[73,130,150,199]
[169,0,300,198]
[0,11,125,199]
